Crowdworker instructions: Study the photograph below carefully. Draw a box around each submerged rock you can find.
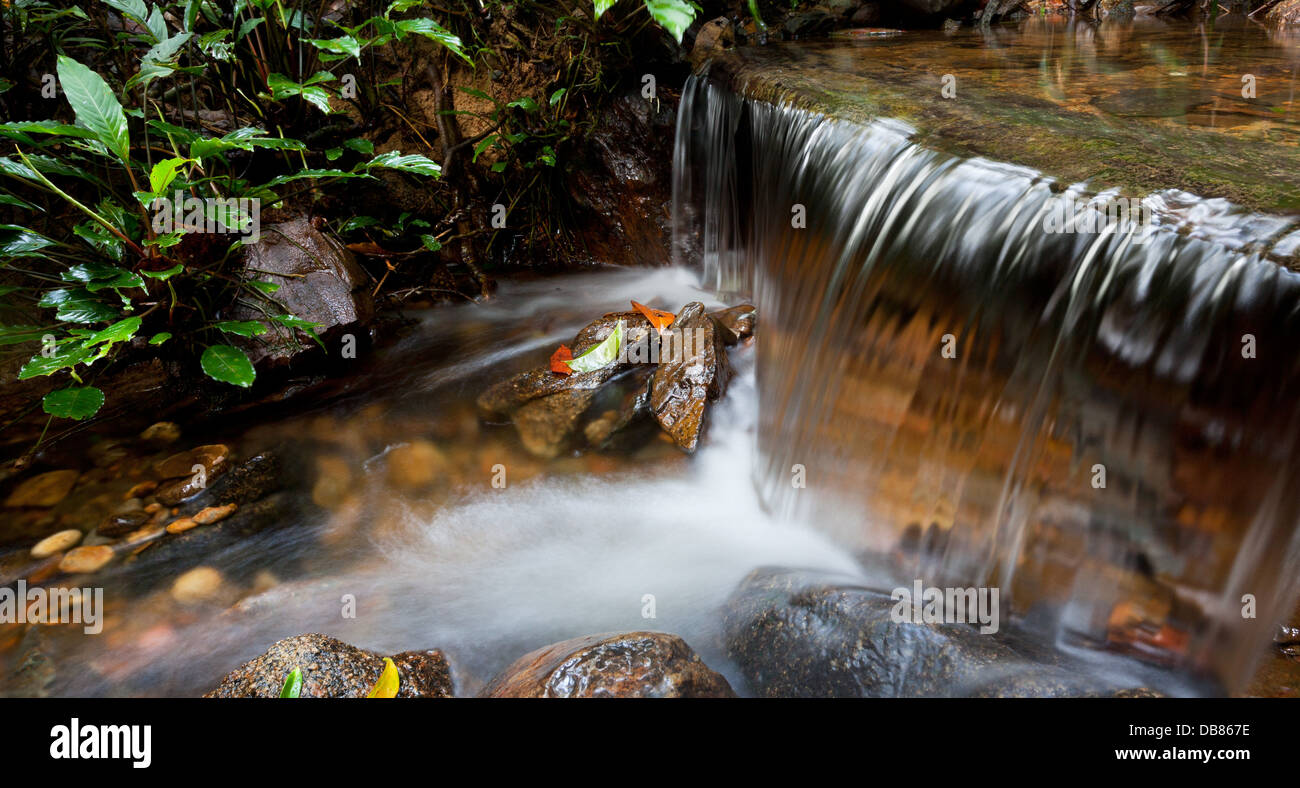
[649,302,732,452]
[205,633,454,698]
[480,632,735,698]
[708,303,757,345]
[723,568,1157,698]
[3,470,79,509]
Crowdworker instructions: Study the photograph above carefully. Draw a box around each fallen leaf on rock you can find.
[549,344,574,375]
[632,300,675,334]
[567,320,624,374]
[366,657,400,698]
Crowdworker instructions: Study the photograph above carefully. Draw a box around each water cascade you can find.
[672,54,1300,691]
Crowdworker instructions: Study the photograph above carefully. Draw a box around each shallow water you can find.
[5,266,864,697]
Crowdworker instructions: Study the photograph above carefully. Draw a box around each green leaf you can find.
[84,316,142,346]
[0,224,56,257]
[0,325,46,346]
[280,667,303,698]
[149,157,189,194]
[212,320,268,337]
[42,386,105,419]
[38,289,118,324]
[594,0,616,19]
[643,0,698,43]
[507,97,540,113]
[266,73,334,115]
[420,234,443,252]
[19,344,94,380]
[343,137,374,155]
[200,344,256,387]
[143,263,184,280]
[549,88,567,106]
[567,319,624,373]
[308,35,363,61]
[367,151,441,177]
[148,332,172,345]
[366,657,400,698]
[56,55,130,163]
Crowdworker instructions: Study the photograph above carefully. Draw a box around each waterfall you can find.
[673,67,1300,691]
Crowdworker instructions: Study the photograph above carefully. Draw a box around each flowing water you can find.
[6,17,1300,698]
[674,17,1300,691]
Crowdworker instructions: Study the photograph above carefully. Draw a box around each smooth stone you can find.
[31,529,82,559]
[124,480,158,500]
[57,545,114,574]
[481,631,735,698]
[139,421,181,445]
[171,566,223,604]
[98,510,150,538]
[192,503,237,525]
[205,633,453,698]
[154,444,229,481]
[386,440,447,490]
[3,470,79,508]
[165,517,198,534]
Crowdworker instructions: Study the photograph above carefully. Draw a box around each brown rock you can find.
[708,304,757,345]
[171,566,223,604]
[205,633,454,698]
[155,444,229,480]
[98,510,150,538]
[386,440,448,490]
[480,631,735,698]
[4,470,79,508]
[31,529,82,558]
[124,480,158,500]
[193,503,237,525]
[649,302,732,452]
[514,388,601,459]
[58,545,114,574]
[165,517,198,534]
[139,421,182,445]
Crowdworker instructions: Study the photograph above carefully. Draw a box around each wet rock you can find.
[155,444,230,481]
[784,9,835,37]
[57,545,115,574]
[477,366,617,421]
[228,216,373,367]
[708,304,757,345]
[31,529,82,558]
[139,421,181,446]
[171,566,223,604]
[514,388,600,459]
[124,480,158,500]
[689,17,735,68]
[724,568,1155,697]
[386,440,448,490]
[3,470,79,508]
[193,503,237,525]
[174,451,283,515]
[480,632,735,698]
[649,302,732,452]
[582,366,654,448]
[98,510,150,538]
[165,517,198,534]
[205,633,454,698]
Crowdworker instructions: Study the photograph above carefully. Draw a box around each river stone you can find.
[228,216,374,367]
[205,634,454,698]
[3,470,79,508]
[708,304,756,345]
[480,632,735,698]
[31,529,82,558]
[723,568,1156,698]
[98,510,150,538]
[513,388,601,459]
[58,545,115,574]
[155,444,229,480]
[649,302,732,452]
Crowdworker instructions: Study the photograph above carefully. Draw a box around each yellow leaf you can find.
[366,657,400,698]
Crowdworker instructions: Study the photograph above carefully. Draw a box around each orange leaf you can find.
[549,344,574,375]
[631,300,675,334]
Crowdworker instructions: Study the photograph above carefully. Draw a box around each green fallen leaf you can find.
[280,667,303,698]
[567,319,624,374]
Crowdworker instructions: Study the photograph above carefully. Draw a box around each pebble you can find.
[58,545,114,574]
[155,444,229,480]
[165,517,198,534]
[139,421,182,445]
[386,440,448,490]
[3,470,80,508]
[31,529,83,558]
[193,503,237,525]
[98,510,150,538]
[171,566,223,604]
[124,480,159,500]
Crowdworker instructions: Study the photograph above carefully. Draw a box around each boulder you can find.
[228,216,373,367]
[649,302,731,452]
[480,632,735,698]
[205,633,453,698]
[723,568,1158,697]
